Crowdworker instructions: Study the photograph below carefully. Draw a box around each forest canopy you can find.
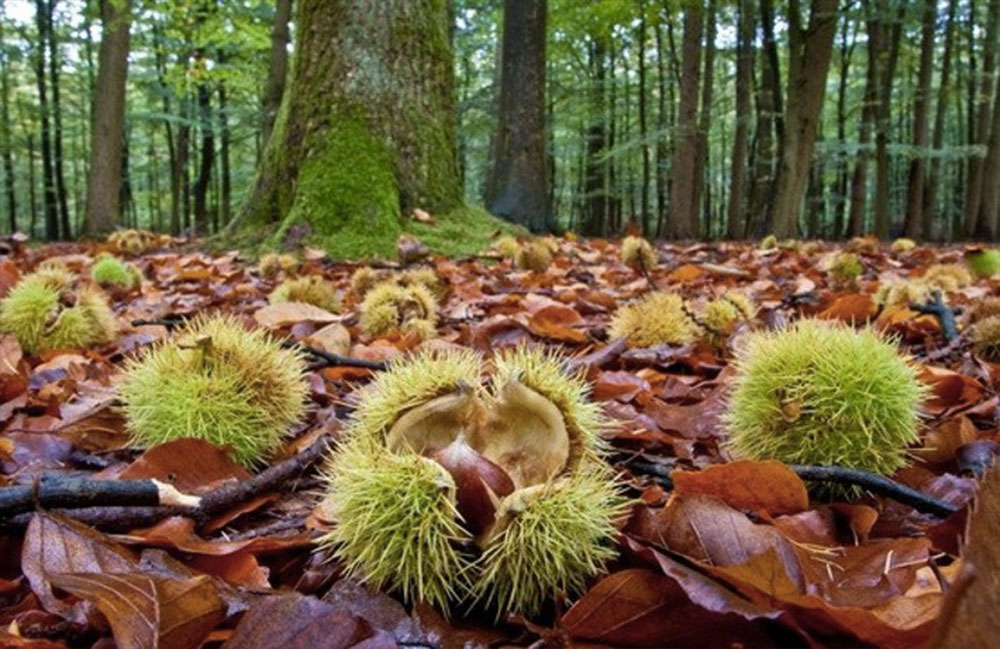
[0,0,997,253]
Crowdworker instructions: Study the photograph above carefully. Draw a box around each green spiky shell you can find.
[923,264,972,293]
[320,347,626,616]
[475,464,626,616]
[725,319,925,479]
[891,238,917,253]
[359,281,438,340]
[91,255,140,289]
[494,236,519,259]
[119,314,307,466]
[0,270,117,354]
[828,252,863,282]
[514,242,552,272]
[621,236,657,272]
[608,292,699,347]
[701,292,755,344]
[966,249,1000,279]
[873,279,931,308]
[269,276,339,312]
[400,267,447,300]
[758,234,778,250]
[972,316,1000,362]
[969,296,1000,323]
[258,253,300,279]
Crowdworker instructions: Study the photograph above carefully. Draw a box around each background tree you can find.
[83,0,131,236]
[484,0,550,232]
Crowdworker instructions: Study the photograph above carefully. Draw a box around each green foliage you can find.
[725,320,925,482]
[119,314,308,467]
[966,249,1000,278]
[0,269,117,354]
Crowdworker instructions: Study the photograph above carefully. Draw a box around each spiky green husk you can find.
[492,345,606,462]
[970,296,1000,323]
[778,239,802,251]
[269,276,340,312]
[514,242,552,272]
[725,320,924,480]
[701,293,755,345]
[494,236,519,259]
[608,292,699,347]
[873,279,931,308]
[891,238,917,253]
[91,256,140,289]
[258,253,300,279]
[119,314,307,466]
[348,348,482,444]
[0,271,117,354]
[828,252,863,283]
[400,267,447,300]
[621,236,657,272]
[972,316,1000,362]
[966,249,1000,279]
[475,465,628,617]
[923,264,973,293]
[758,235,777,250]
[318,440,474,613]
[359,281,438,340]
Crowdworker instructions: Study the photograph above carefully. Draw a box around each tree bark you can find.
[746,0,781,236]
[232,0,462,254]
[637,1,650,231]
[668,1,704,239]
[923,0,958,240]
[847,6,882,237]
[903,0,937,238]
[831,13,855,238]
[485,0,550,232]
[581,35,608,236]
[261,0,292,150]
[83,0,131,236]
[873,3,902,240]
[965,0,999,237]
[770,0,838,238]
[47,0,70,238]
[692,0,716,238]
[192,72,213,235]
[981,59,1000,235]
[0,12,16,233]
[33,0,59,240]
[218,76,232,228]
[727,0,753,239]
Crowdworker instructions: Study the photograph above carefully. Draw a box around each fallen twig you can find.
[0,478,199,520]
[911,290,960,342]
[131,315,188,329]
[283,341,388,371]
[4,436,331,532]
[625,458,960,518]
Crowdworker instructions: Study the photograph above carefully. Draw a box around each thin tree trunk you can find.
[669,0,704,239]
[654,14,668,235]
[28,134,37,238]
[831,13,855,239]
[903,0,937,238]
[486,0,550,231]
[923,0,958,240]
[0,12,16,233]
[746,0,781,235]
[727,0,753,239]
[637,0,650,230]
[982,60,1000,235]
[47,0,70,238]
[218,75,232,227]
[83,0,131,235]
[848,5,882,237]
[582,36,608,236]
[693,0,715,238]
[965,0,999,237]
[770,0,838,238]
[873,3,902,240]
[192,62,214,235]
[261,0,292,150]
[33,0,59,240]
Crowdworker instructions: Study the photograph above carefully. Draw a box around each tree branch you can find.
[0,478,199,519]
[911,290,960,342]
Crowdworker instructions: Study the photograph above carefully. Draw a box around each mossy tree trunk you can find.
[231,0,462,257]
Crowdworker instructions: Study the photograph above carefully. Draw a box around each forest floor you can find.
[0,232,993,648]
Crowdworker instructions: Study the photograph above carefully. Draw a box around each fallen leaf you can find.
[254,302,339,328]
[672,460,810,516]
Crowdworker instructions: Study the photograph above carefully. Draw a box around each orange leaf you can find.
[672,460,809,516]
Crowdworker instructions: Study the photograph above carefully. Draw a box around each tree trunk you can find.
[873,3,902,240]
[692,0,716,238]
[770,0,838,238]
[831,14,855,238]
[981,61,1000,235]
[637,1,650,231]
[28,134,37,238]
[669,1,703,239]
[218,76,232,227]
[746,0,781,236]
[33,0,59,240]
[0,12,16,233]
[192,74,214,235]
[847,7,882,237]
[485,0,550,232]
[582,36,608,236]
[923,0,958,240]
[232,0,462,255]
[727,0,753,239]
[903,0,936,238]
[47,0,70,238]
[83,0,130,236]
[654,14,668,235]
[965,0,999,237]
[261,0,292,150]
